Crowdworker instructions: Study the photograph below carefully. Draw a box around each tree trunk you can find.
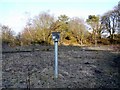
[80,36,83,45]
[95,32,97,47]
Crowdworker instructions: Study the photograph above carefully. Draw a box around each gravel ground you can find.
[2,45,120,88]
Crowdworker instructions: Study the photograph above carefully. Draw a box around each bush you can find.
[98,38,110,45]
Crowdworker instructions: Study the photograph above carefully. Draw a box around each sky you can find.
[0,0,119,34]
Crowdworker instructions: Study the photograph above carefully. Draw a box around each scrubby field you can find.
[2,45,120,88]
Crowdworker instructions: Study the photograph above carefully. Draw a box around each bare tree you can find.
[69,17,88,45]
[116,1,120,33]
[1,25,15,45]
[101,10,118,42]
[32,12,55,43]
[86,15,100,46]
[21,11,55,45]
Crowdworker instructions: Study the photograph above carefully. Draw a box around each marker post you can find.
[52,32,60,78]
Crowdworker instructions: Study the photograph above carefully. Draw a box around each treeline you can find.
[1,2,120,47]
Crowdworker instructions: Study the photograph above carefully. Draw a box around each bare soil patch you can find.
[2,45,120,88]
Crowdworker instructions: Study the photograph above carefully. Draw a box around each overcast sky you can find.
[0,0,119,34]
